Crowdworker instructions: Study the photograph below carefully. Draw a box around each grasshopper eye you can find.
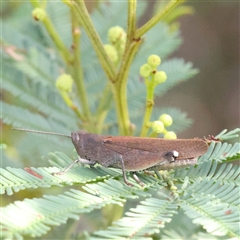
[164,150,179,163]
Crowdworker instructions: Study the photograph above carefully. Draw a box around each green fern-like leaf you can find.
[181,191,239,237]
[2,61,76,126]
[198,141,240,163]
[216,128,240,141]
[1,129,239,239]
[1,180,133,239]
[1,102,73,134]
[92,198,178,239]
[173,132,240,183]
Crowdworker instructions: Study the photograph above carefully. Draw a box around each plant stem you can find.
[109,1,139,135]
[70,8,91,122]
[59,91,84,120]
[126,0,136,47]
[113,39,142,135]
[72,1,116,81]
[135,0,181,39]
[140,80,155,137]
[29,0,40,8]
[30,0,90,122]
[30,0,72,65]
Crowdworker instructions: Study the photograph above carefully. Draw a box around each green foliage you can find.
[1,1,239,239]
[1,133,240,239]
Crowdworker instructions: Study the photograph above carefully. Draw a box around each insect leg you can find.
[131,172,144,186]
[118,156,133,186]
[52,158,96,175]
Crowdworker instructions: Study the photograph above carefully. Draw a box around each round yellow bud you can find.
[164,131,177,139]
[104,44,118,63]
[154,71,167,84]
[32,8,46,21]
[118,38,126,55]
[140,64,152,78]
[108,26,126,44]
[55,74,74,93]
[159,114,173,127]
[152,121,165,133]
[147,55,161,68]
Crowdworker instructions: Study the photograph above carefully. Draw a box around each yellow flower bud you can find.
[118,38,126,55]
[104,44,118,63]
[32,8,46,21]
[152,121,165,133]
[159,114,173,127]
[140,64,152,78]
[147,55,161,68]
[108,26,126,44]
[55,74,73,93]
[154,71,167,84]
[164,131,177,139]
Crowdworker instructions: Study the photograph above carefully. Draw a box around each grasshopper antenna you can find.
[11,128,71,138]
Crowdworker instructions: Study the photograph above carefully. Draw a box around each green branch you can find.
[135,0,181,39]
[72,1,116,81]
[30,0,72,64]
[70,8,91,123]
[113,39,142,135]
[126,0,136,47]
[140,83,155,137]
[30,0,92,123]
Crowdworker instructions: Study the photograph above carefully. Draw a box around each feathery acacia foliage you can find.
[1,1,239,239]
[1,130,239,239]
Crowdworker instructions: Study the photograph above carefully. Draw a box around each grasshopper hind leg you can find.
[131,172,145,187]
[117,156,134,186]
